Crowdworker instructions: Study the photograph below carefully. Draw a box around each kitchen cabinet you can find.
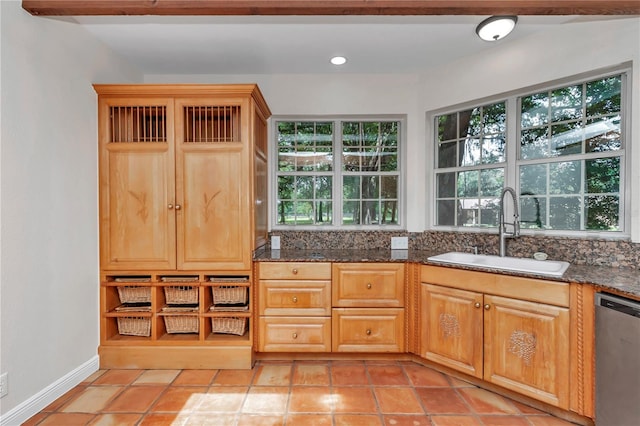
[256,262,406,353]
[96,85,270,271]
[95,84,270,369]
[421,265,570,409]
[257,262,332,352]
[332,263,405,352]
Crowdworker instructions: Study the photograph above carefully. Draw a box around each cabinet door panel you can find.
[103,146,175,270]
[422,284,483,378]
[484,295,570,409]
[254,149,268,249]
[177,145,249,269]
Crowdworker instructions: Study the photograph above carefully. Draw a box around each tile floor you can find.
[22,360,578,426]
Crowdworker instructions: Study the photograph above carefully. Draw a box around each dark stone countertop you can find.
[254,248,640,300]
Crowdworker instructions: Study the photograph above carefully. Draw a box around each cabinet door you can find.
[484,295,570,409]
[175,100,251,270]
[422,284,483,378]
[99,99,176,270]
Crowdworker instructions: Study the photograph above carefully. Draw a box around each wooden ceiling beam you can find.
[21,1,640,16]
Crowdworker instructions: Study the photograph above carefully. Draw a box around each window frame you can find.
[429,66,631,238]
[270,115,406,230]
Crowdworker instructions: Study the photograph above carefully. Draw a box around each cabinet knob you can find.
[292,296,298,303]
[292,332,298,339]
[366,283,372,289]
[292,268,298,275]
[366,329,372,335]
[475,302,481,308]
[484,304,491,310]
[168,203,174,209]
[175,204,182,210]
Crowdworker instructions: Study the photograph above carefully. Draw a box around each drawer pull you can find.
[366,283,372,289]
[475,302,481,308]
[292,332,298,339]
[292,296,298,303]
[484,304,491,310]
[366,329,372,335]
[292,268,298,275]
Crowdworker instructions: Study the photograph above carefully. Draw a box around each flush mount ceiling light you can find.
[476,16,518,41]
[330,56,347,65]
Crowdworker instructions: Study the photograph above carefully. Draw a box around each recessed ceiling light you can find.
[330,56,347,65]
[476,16,518,41]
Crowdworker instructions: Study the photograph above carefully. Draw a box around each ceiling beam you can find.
[21,0,640,16]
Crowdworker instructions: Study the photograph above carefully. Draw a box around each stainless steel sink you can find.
[427,252,570,278]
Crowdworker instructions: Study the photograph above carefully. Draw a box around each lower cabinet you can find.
[421,265,570,409]
[332,263,405,353]
[257,262,332,352]
[257,261,405,353]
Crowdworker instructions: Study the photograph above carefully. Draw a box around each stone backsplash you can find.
[269,230,640,269]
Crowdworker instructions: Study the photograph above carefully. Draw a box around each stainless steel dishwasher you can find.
[595,292,640,426]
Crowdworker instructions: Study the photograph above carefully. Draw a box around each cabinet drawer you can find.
[258,317,331,352]
[332,263,404,307]
[332,308,404,352]
[259,262,331,280]
[259,280,331,316]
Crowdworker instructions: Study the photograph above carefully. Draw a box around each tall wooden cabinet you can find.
[95,84,271,369]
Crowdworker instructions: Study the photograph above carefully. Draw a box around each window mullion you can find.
[507,97,519,191]
[334,119,343,226]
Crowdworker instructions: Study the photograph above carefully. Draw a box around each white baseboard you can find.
[0,356,99,426]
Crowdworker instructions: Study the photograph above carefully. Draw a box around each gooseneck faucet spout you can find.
[499,187,520,257]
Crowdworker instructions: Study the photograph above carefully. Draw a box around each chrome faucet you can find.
[499,187,520,257]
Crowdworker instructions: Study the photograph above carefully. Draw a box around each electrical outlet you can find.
[271,235,281,250]
[391,236,408,250]
[0,372,8,398]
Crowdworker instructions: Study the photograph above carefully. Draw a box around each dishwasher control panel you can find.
[596,293,640,318]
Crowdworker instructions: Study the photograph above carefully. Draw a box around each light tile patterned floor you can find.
[22,360,579,425]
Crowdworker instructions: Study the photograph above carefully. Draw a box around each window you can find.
[519,76,623,231]
[433,71,626,234]
[275,118,403,228]
[435,102,506,227]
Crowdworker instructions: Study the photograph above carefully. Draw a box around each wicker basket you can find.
[117,286,151,304]
[164,315,199,334]
[164,286,198,305]
[211,317,247,336]
[117,316,151,337]
[212,286,248,305]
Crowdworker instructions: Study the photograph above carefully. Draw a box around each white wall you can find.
[0,1,142,419]
[147,18,640,239]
